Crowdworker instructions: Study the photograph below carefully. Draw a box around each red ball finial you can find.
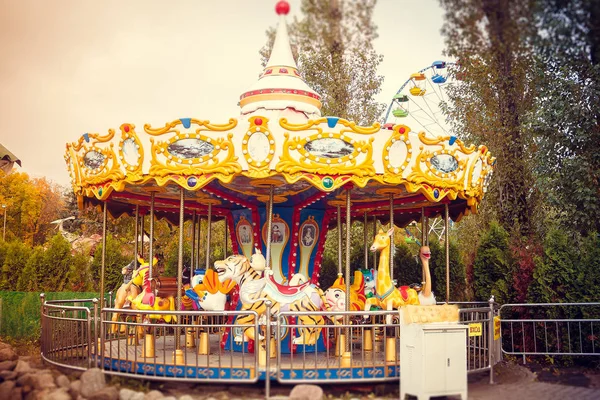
[275,0,290,15]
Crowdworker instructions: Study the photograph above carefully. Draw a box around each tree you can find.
[41,234,73,292]
[16,246,45,292]
[429,239,467,302]
[66,252,93,292]
[31,178,65,245]
[260,0,385,124]
[90,235,128,294]
[0,171,43,244]
[529,0,600,235]
[472,221,513,303]
[0,241,31,290]
[440,0,539,237]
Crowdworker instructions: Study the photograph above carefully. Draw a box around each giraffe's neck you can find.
[376,245,393,294]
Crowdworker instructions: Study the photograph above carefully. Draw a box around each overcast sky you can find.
[0,0,446,186]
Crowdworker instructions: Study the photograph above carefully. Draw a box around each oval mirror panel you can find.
[388,141,408,168]
[167,139,214,159]
[122,138,140,165]
[83,151,105,170]
[431,154,458,173]
[247,132,270,162]
[304,138,354,159]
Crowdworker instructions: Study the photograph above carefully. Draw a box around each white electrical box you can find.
[400,308,467,400]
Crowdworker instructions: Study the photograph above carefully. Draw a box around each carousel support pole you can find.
[445,203,450,303]
[196,215,201,269]
[133,205,139,264]
[266,186,274,269]
[424,215,429,246]
[100,202,107,310]
[224,219,228,258]
[205,203,212,270]
[334,204,344,357]
[191,210,196,281]
[363,211,374,351]
[343,188,352,359]
[389,194,395,284]
[363,212,368,269]
[148,192,155,280]
[372,216,377,270]
[140,214,145,259]
[421,207,426,251]
[173,188,185,364]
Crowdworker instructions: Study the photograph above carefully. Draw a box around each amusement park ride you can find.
[50,0,495,392]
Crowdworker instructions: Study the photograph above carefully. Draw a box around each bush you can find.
[91,235,128,294]
[16,246,45,291]
[0,241,32,291]
[41,234,72,291]
[430,239,467,302]
[472,221,513,303]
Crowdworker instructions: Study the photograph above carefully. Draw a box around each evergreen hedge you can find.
[0,291,99,339]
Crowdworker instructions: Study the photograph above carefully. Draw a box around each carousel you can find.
[47,0,495,390]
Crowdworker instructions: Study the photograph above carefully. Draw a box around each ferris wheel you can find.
[384,60,458,138]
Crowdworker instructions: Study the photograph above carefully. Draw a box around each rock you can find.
[0,360,16,371]
[10,386,24,400]
[144,390,164,400]
[55,374,70,388]
[24,389,51,400]
[178,396,194,400]
[0,370,17,381]
[0,380,17,400]
[70,379,82,398]
[45,388,72,400]
[80,368,106,398]
[119,388,145,400]
[0,343,18,362]
[161,397,176,400]
[18,372,56,390]
[89,386,119,400]
[14,360,32,374]
[289,384,323,400]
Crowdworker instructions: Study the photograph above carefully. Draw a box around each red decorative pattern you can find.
[240,88,321,100]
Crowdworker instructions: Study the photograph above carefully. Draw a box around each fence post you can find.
[265,301,272,400]
[92,298,99,368]
[488,295,495,384]
[40,293,45,358]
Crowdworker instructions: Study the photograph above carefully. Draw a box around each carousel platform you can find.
[94,332,400,381]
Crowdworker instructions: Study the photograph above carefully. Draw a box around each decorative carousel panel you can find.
[298,216,319,278]
[383,125,412,179]
[236,215,254,260]
[144,118,241,182]
[68,129,125,199]
[277,118,376,179]
[242,116,276,178]
[118,123,144,180]
[262,214,289,283]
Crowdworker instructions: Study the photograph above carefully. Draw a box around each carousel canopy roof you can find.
[65,1,495,226]
[0,143,21,173]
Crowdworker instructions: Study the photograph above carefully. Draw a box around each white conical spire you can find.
[265,9,297,69]
[239,1,322,117]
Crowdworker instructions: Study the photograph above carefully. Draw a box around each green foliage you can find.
[91,235,128,294]
[430,239,467,302]
[66,252,93,292]
[16,246,45,292]
[0,241,31,291]
[472,222,513,303]
[394,242,420,286]
[440,0,539,237]
[260,0,385,124]
[41,234,73,291]
[0,291,99,339]
[529,0,600,236]
[529,227,580,303]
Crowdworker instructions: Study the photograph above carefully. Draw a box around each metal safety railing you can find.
[499,302,600,362]
[41,295,503,397]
